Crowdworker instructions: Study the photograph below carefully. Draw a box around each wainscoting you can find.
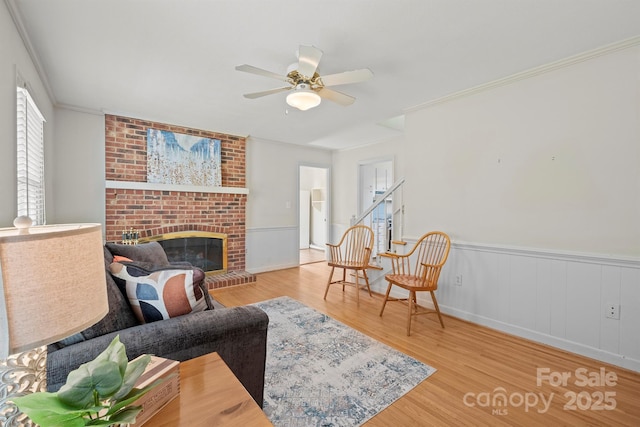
[246,227,640,371]
[370,239,640,372]
[246,226,299,273]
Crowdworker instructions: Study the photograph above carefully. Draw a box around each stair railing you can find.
[351,177,405,264]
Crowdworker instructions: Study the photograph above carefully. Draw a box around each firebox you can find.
[140,231,227,276]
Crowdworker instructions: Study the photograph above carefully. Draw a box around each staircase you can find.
[350,177,406,281]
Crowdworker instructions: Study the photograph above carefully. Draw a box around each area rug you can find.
[252,296,436,426]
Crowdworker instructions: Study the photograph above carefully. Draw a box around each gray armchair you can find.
[47,242,269,407]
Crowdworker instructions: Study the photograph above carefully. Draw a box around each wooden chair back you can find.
[389,231,450,288]
[328,224,374,269]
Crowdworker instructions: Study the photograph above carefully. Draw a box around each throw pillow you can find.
[124,262,215,311]
[109,262,208,324]
[106,242,170,265]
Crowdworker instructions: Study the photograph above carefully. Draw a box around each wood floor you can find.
[211,262,640,426]
[299,248,326,265]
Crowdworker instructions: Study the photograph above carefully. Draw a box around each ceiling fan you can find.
[235,45,373,111]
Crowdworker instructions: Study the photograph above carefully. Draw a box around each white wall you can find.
[394,42,640,371]
[245,137,332,272]
[404,44,640,257]
[246,137,331,228]
[52,108,105,224]
[0,2,55,227]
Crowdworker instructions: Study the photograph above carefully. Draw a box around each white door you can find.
[299,190,310,249]
[310,188,326,248]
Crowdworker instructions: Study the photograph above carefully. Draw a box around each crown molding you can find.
[56,103,105,116]
[5,0,57,105]
[405,35,640,113]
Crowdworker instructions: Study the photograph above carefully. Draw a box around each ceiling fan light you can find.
[286,87,321,111]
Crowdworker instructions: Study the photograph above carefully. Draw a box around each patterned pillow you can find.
[109,262,208,324]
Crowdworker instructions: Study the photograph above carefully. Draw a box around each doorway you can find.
[299,164,329,265]
[358,158,393,256]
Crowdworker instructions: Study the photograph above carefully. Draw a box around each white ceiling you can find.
[9,0,640,150]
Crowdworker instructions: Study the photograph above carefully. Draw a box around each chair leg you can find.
[362,270,372,296]
[379,283,392,316]
[430,290,445,328]
[323,266,335,300]
[355,269,360,306]
[342,268,346,291]
[407,290,415,336]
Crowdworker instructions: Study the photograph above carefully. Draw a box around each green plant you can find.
[12,336,165,427]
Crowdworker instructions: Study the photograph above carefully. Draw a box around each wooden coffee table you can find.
[142,352,272,426]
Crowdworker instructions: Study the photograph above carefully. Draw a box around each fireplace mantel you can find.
[106,180,249,195]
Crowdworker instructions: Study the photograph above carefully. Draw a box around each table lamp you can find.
[0,218,109,426]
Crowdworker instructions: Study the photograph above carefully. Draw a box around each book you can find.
[130,355,180,426]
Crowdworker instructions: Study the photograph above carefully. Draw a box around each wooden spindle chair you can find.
[379,231,451,335]
[323,224,375,306]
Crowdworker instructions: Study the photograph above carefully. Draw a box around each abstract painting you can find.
[147,128,221,186]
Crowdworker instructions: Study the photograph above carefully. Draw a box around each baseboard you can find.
[405,285,640,373]
[440,305,640,373]
[247,262,300,274]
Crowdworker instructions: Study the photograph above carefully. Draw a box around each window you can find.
[16,85,46,225]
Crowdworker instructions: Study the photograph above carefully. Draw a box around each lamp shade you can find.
[0,223,108,358]
[286,85,321,111]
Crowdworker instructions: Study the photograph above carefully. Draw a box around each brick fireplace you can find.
[104,115,254,288]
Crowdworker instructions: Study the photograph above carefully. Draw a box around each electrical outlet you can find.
[455,274,463,286]
[606,303,620,320]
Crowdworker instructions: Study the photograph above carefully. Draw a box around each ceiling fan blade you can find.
[243,87,291,99]
[235,64,290,82]
[317,88,355,106]
[320,68,374,87]
[297,45,323,78]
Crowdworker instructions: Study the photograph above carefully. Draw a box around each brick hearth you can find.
[205,270,256,290]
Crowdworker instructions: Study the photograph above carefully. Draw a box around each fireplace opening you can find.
[140,231,227,276]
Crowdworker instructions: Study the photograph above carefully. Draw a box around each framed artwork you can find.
[147,128,221,186]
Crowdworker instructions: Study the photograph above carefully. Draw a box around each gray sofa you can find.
[46,242,269,407]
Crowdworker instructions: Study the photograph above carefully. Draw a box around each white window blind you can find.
[16,86,46,225]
